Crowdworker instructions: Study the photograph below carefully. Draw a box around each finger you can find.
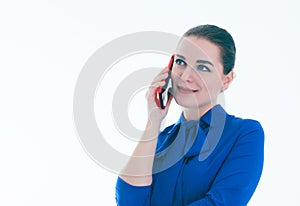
[148,81,166,90]
[146,81,167,101]
[158,66,169,74]
[152,67,170,81]
[151,73,169,85]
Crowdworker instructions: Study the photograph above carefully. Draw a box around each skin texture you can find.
[119,36,235,186]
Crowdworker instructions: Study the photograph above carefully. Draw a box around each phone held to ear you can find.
[155,55,174,109]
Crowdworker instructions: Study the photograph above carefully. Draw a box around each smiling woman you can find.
[171,36,234,115]
[115,25,264,206]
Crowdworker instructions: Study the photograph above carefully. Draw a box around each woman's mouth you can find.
[177,85,198,94]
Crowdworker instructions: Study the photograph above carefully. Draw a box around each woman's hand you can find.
[145,67,173,128]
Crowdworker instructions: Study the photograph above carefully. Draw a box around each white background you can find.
[1,0,300,205]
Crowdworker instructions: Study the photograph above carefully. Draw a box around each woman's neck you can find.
[182,103,216,121]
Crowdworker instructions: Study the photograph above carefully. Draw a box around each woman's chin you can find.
[174,97,199,108]
[174,96,214,110]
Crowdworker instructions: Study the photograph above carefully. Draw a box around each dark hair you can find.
[183,25,236,75]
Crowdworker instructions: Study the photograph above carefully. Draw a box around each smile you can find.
[177,85,198,94]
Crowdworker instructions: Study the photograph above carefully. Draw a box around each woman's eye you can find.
[197,65,211,72]
[175,59,186,66]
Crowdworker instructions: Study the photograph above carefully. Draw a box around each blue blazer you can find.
[116,105,264,206]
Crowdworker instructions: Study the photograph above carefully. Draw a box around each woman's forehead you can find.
[176,37,221,63]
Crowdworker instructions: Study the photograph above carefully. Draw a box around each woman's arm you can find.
[116,67,172,205]
[118,119,160,186]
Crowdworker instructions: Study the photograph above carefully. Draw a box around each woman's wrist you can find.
[146,118,161,132]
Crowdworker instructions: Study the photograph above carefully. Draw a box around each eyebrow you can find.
[196,60,214,66]
[176,54,214,67]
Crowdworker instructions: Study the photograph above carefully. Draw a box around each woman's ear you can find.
[221,70,235,91]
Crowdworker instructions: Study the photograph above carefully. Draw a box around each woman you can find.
[115,25,264,206]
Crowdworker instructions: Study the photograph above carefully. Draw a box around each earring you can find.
[233,72,236,79]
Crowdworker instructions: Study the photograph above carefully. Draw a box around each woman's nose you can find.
[180,66,195,82]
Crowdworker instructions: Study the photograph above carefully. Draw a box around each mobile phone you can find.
[155,55,174,109]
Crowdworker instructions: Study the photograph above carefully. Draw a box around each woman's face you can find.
[171,36,233,110]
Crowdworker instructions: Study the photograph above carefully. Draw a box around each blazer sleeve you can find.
[187,120,265,206]
[115,177,152,206]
